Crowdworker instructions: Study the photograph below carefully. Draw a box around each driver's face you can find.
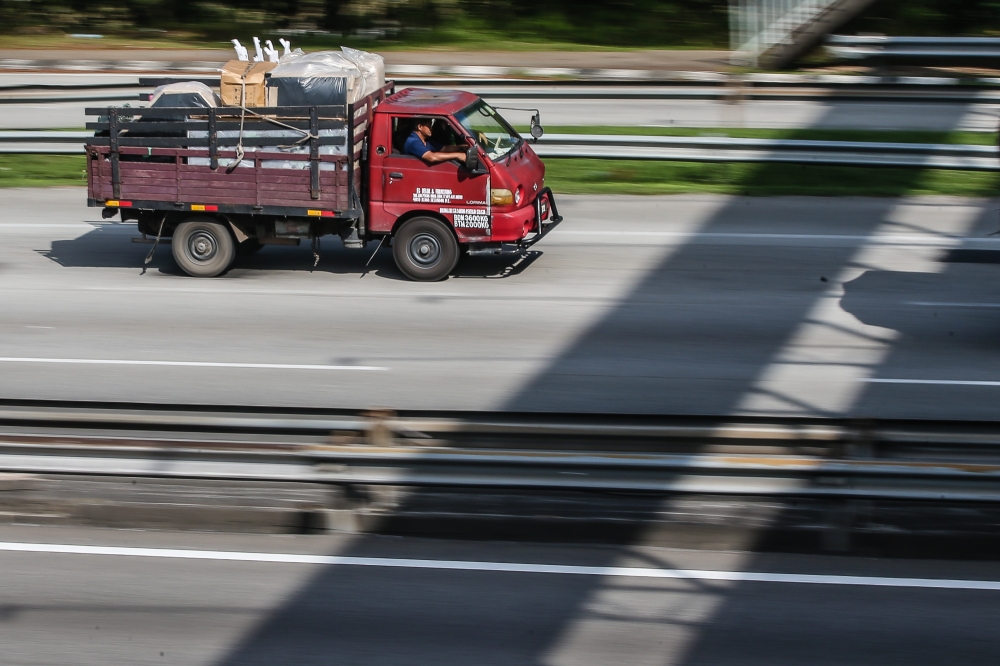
[416,122,433,139]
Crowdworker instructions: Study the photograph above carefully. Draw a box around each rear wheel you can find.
[171,218,235,277]
[392,217,459,281]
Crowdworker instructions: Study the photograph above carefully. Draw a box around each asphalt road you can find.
[1,188,1000,419]
[0,524,998,666]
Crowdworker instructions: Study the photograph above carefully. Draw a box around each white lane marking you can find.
[0,224,95,229]
[0,357,387,371]
[866,378,1000,387]
[560,230,990,244]
[79,287,467,298]
[0,541,997,591]
[909,301,1000,308]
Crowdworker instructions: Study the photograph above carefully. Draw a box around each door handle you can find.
[389,172,403,179]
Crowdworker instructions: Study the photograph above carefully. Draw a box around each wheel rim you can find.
[408,232,442,268]
[187,230,218,262]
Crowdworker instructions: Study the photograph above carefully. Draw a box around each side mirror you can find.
[466,146,487,175]
[530,112,544,141]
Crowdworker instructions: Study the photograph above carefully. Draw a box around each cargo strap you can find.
[226,76,320,174]
[225,78,248,172]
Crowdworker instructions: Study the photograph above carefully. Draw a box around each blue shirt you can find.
[403,132,442,159]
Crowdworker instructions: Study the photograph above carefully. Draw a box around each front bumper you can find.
[468,189,563,255]
[488,188,563,243]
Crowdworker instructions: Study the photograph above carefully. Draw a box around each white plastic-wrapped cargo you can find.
[340,46,385,98]
[149,81,221,108]
[133,82,221,136]
[278,47,304,63]
[266,51,364,106]
[265,48,385,105]
[186,128,347,169]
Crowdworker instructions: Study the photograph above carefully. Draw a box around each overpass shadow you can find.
[206,109,1000,665]
[835,208,1000,421]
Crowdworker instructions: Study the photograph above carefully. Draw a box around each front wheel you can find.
[392,217,459,281]
[171,218,235,278]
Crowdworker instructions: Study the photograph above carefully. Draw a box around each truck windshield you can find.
[455,101,520,162]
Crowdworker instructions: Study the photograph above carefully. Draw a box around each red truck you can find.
[85,82,561,281]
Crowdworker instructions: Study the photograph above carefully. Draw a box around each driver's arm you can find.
[420,149,466,164]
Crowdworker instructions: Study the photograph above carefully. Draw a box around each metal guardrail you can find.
[533,134,1000,170]
[0,131,91,155]
[2,401,1000,502]
[0,131,91,141]
[6,130,998,170]
[828,35,1000,67]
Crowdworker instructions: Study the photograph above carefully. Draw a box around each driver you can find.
[404,118,466,164]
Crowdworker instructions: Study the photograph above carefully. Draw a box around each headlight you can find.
[490,188,513,205]
[514,187,522,205]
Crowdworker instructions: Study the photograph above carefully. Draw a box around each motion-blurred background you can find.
[0,0,996,50]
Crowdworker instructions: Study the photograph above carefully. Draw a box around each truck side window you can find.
[390,116,462,157]
[391,117,416,155]
[431,119,460,147]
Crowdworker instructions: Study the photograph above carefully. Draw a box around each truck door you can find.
[372,116,491,240]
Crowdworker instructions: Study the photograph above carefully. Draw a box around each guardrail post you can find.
[823,499,858,552]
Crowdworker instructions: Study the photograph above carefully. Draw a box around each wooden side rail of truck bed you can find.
[85,81,394,219]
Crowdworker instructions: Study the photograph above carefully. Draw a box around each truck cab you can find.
[368,88,558,280]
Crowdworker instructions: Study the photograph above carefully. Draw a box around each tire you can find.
[392,216,459,281]
[171,218,235,278]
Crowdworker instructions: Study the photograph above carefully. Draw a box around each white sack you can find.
[340,46,385,98]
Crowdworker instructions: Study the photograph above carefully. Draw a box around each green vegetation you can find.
[844,0,1000,39]
[0,1,997,51]
[6,123,999,194]
[0,0,730,50]
[533,126,999,196]
[4,151,997,197]
[0,155,87,188]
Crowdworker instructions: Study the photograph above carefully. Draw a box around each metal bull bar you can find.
[522,186,563,247]
[467,187,563,256]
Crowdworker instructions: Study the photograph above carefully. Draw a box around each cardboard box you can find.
[220,60,277,107]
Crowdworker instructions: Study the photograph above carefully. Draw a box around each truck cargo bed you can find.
[85,82,393,219]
